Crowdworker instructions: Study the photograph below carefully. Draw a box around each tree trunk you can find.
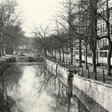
[62,47,65,63]
[55,49,57,59]
[44,49,47,57]
[68,0,74,65]
[85,43,88,69]
[79,39,82,67]
[89,0,97,73]
[67,70,74,112]
[59,48,61,61]
[3,44,5,55]
[70,45,73,65]
[92,49,97,73]
[106,0,111,76]
[107,41,112,76]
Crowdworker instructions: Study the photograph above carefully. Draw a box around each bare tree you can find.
[79,0,98,73]
[105,0,112,76]
[53,18,69,62]
[73,0,106,73]
[80,0,112,75]
[0,0,18,56]
[5,23,25,54]
[33,25,57,59]
[57,0,78,65]
[97,0,112,76]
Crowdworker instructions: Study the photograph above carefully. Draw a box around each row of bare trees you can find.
[0,1,25,111]
[76,0,112,75]
[0,0,25,56]
[34,0,112,76]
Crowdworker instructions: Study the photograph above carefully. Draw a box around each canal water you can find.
[4,62,88,112]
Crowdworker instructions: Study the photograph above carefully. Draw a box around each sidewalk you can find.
[67,60,112,84]
[52,55,112,84]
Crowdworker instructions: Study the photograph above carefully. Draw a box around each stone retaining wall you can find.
[45,58,111,112]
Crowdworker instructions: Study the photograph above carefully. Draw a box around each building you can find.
[73,0,112,64]
[97,1,112,62]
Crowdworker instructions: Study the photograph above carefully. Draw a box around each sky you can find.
[17,0,60,37]
[16,0,112,37]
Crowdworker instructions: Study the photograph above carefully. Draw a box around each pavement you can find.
[71,61,112,84]
[51,53,112,84]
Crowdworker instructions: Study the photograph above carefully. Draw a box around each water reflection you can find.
[4,64,88,112]
[5,65,54,112]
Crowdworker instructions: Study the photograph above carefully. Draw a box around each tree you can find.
[33,26,57,59]
[5,23,25,54]
[98,0,112,76]
[105,0,112,76]
[80,0,112,75]
[0,0,18,56]
[53,19,69,62]
[57,0,78,65]
[74,0,104,72]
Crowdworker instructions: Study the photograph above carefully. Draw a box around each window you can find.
[105,52,107,57]
[100,51,107,57]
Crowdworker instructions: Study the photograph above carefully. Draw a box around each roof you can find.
[99,46,109,50]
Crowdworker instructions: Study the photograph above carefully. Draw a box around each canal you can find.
[3,60,88,112]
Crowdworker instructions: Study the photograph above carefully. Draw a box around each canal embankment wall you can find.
[45,58,112,112]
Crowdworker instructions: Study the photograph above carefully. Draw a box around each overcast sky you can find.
[17,0,60,37]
